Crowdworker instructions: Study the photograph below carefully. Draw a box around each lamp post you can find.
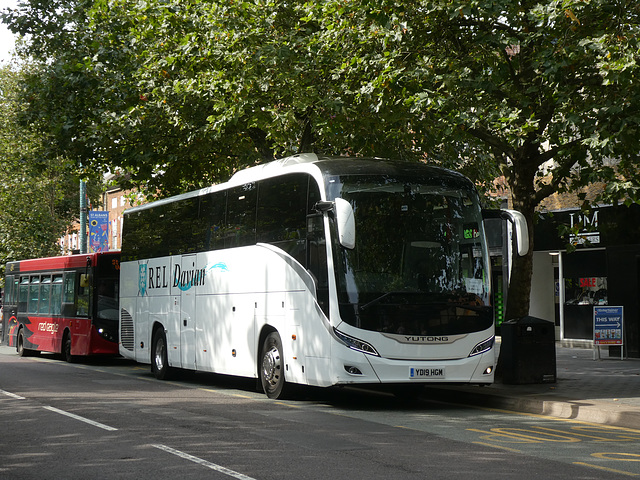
[80,179,87,254]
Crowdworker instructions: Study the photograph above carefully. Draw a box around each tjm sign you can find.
[569,210,600,246]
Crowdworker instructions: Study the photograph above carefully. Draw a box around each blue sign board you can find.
[89,210,109,253]
[593,306,623,346]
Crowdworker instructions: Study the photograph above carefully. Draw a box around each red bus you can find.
[2,252,120,361]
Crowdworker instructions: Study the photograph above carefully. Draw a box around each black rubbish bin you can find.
[500,316,556,385]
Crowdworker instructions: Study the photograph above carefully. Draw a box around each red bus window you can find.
[38,276,52,315]
[51,275,63,315]
[28,276,40,314]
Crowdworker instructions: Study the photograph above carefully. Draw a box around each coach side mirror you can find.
[80,274,91,288]
[501,209,529,256]
[334,198,355,249]
[482,209,529,257]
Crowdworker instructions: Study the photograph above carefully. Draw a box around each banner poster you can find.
[89,211,109,253]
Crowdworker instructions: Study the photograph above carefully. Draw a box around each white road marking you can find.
[0,389,25,400]
[43,406,118,431]
[152,444,257,480]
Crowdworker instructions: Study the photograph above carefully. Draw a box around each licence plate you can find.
[409,367,445,379]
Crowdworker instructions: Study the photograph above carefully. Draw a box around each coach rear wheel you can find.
[260,332,288,399]
[151,328,172,380]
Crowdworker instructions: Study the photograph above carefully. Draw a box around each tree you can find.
[4,0,640,318]
[3,0,495,197]
[0,65,102,276]
[302,0,640,318]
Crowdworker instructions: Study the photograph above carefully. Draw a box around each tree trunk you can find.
[504,151,538,321]
[495,151,538,380]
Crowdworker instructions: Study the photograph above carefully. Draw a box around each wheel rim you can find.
[154,336,165,372]
[262,343,282,390]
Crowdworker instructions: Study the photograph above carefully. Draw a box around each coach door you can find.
[179,255,197,369]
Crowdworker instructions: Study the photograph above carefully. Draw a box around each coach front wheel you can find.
[260,332,289,399]
[151,328,172,380]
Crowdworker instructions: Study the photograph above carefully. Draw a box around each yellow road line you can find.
[573,462,639,476]
[469,404,640,434]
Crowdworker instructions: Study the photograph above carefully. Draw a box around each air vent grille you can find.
[120,309,134,351]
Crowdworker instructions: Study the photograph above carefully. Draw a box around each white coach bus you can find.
[119,154,527,398]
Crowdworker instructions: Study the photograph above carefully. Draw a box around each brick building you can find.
[59,176,139,254]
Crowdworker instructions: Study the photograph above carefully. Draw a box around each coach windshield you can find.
[327,171,493,336]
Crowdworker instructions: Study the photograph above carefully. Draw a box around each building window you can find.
[112,219,118,250]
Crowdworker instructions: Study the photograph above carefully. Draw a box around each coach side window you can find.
[257,174,309,265]
[306,179,328,314]
[201,191,227,251]
[121,209,150,261]
[162,197,201,255]
[225,183,257,248]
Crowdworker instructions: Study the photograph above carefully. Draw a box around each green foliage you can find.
[0,66,101,277]
[3,0,640,316]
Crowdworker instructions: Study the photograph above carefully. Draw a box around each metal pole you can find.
[80,180,87,254]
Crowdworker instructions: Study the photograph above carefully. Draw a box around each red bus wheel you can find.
[63,332,75,363]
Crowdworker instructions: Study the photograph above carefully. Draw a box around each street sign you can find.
[593,306,623,346]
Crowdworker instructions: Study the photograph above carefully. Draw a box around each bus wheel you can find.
[151,329,172,380]
[17,328,30,357]
[260,332,288,399]
[62,332,75,363]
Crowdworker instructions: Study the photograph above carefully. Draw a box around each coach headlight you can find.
[333,328,380,356]
[468,336,495,357]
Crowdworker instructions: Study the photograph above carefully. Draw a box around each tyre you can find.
[17,328,38,357]
[62,331,75,363]
[151,328,172,380]
[17,328,28,357]
[260,332,288,399]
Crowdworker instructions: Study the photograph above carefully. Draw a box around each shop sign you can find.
[579,277,597,288]
[570,210,600,246]
[593,306,623,346]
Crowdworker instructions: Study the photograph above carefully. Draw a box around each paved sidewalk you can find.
[424,344,640,429]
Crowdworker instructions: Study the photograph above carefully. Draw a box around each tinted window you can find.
[225,183,257,248]
[19,276,28,305]
[28,276,40,314]
[200,191,227,251]
[38,276,52,314]
[121,176,321,261]
[51,275,63,315]
[77,273,90,317]
[257,174,309,263]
